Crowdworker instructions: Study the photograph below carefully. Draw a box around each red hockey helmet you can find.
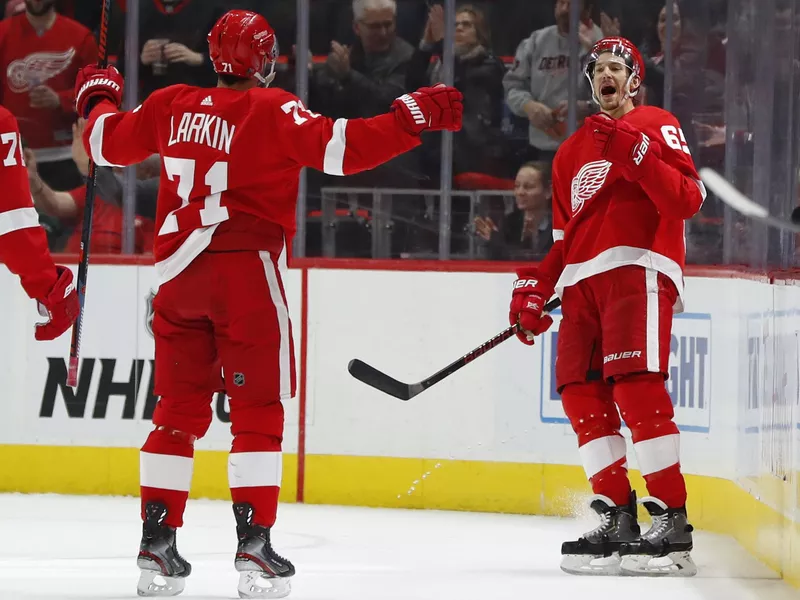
[584,37,645,104]
[208,10,279,86]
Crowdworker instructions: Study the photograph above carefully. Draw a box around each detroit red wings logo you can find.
[7,48,76,93]
[571,159,611,215]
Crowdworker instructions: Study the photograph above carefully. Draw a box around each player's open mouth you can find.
[601,84,617,97]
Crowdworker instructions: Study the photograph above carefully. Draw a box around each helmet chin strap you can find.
[254,61,276,88]
[586,68,639,107]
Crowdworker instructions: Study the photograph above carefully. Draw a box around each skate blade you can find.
[560,553,621,576]
[620,552,697,577]
[237,570,291,599]
[137,570,186,597]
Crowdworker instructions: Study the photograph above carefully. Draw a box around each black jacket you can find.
[121,0,225,100]
[406,43,509,178]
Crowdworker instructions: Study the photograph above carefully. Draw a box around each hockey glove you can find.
[509,270,555,346]
[587,113,660,181]
[392,84,463,135]
[35,266,79,341]
[75,65,124,118]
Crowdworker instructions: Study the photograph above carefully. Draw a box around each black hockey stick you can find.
[67,0,113,388]
[348,298,561,400]
[699,167,800,234]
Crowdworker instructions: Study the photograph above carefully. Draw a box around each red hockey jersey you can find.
[83,84,422,283]
[0,105,58,299]
[539,105,706,311]
[0,13,97,157]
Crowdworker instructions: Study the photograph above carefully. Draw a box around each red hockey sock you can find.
[589,456,632,507]
[140,427,195,528]
[614,373,687,508]
[561,382,632,507]
[229,432,282,527]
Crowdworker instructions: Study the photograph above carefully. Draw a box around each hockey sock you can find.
[561,381,631,506]
[140,426,196,528]
[613,373,687,508]
[229,432,283,527]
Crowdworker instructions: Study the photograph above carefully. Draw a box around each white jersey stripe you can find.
[323,119,347,176]
[259,247,292,399]
[140,451,194,492]
[89,113,125,168]
[578,434,627,479]
[645,268,660,372]
[0,207,39,238]
[634,433,680,476]
[154,223,220,286]
[228,451,283,488]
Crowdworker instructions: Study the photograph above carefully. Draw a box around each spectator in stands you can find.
[309,0,425,257]
[25,119,155,254]
[0,0,96,190]
[311,0,414,118]
[406,4,508,181]
[503,0,601,163]
[640,2,724,152]
[128,0,223,100]
[473,161,553,261]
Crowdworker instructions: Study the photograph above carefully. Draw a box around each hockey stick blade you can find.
[347,359,419,400]
[699,168,800,234]
[349,297,561,401]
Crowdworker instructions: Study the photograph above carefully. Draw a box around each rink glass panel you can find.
[59,0,800,588]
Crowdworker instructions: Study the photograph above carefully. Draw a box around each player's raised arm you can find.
[0,108,78,341]
[74,65,161,168]
[586,111,705,220]
[271,85,462,176]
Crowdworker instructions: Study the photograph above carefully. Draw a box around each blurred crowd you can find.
[1,0,737,263]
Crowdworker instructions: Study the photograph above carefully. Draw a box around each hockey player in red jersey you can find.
[508,37,703,577]
[0,104,79,341]
[75,9,462,599]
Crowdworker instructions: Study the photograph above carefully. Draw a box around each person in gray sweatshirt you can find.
[503,0,602,159]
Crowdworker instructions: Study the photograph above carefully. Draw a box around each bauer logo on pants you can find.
[540,313,712,433]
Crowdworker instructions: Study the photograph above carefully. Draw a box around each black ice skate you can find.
[233,503,295,599]
[136,502,191,597]
[560,492,640,576]
[619,496,696,577]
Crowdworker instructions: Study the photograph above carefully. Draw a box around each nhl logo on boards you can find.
[233,372,246,387]
[571,159,611,215]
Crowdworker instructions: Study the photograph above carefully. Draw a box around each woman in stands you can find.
[473,161,553,261]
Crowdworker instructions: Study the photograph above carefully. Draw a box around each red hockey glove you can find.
[587,113,659,180]
[35,266,79,341]
[75,65,124,118]
[509,271,555,346]
[391,84,463,135]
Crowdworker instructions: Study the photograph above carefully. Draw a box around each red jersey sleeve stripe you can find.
[0,206,39,237]
[322,119,347,176]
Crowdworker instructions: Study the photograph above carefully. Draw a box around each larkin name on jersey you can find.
[167,112,235,154]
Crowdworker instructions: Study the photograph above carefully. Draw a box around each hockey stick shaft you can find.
[66,0,113,388]
[348,297,561,400]
[417,297,561,391]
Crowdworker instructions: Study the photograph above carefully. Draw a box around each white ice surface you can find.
[0,494,795,600]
